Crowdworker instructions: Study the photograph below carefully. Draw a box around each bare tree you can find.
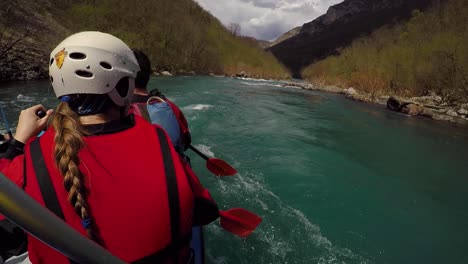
[227,22,241,36]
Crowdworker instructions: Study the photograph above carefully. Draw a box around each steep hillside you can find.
[268,0,434,78]
[0,0,289,81]
[269,27,300,47]
[0,0,67,80]
[303,0,467,104]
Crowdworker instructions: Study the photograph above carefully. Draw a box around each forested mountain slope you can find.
[303,0,467,104]
[0,0,289,81]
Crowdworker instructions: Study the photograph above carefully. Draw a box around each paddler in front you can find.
[0,31,220,264]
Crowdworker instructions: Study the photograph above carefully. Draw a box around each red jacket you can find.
[166,99,191,149]
[0,115,217,263]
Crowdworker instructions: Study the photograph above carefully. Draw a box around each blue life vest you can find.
[146,101,184,154]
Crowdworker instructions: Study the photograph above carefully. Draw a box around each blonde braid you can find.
[52,102,100,243]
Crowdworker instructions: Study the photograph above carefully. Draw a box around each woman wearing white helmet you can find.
[0,31,219,264]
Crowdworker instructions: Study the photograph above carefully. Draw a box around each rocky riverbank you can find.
[282,81,468,125]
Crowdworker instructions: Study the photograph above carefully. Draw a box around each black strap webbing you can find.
[30,139,65,221]
[22,151,27,189]
[155,127,181,262]
[30,138,77,264]
[29,130,185,264]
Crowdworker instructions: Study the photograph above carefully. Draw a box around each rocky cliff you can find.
[268,0,435,78]
[269,26,300,47]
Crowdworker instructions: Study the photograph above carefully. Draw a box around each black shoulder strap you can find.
[30,139,65,220]
[22,152,27,189]
[30,138,77,264]
[155,127,181,262]
[30,133,184,264]
[132,127,192,264]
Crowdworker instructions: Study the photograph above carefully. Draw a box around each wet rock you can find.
[235,71,248,78]
[387,97,433,118]
[446,109,458,117]
[433,114,454,122]
[421,108,434,118]
[401,104,424,116]
[387,96,402,111]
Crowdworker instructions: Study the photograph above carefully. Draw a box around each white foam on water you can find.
[210,170,372,264]
[183,104,213,111]
[240,81,282,88]
[193,144,214,157]
[236,77,270,82]
[16,94,35,102]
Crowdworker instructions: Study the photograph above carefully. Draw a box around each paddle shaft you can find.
[0,172,126,264]
[188,145,209,161]
[0,105,13,139]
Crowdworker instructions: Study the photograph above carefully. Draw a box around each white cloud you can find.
[194,0,344,41]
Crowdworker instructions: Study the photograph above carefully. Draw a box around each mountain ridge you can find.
[268,0,434,78]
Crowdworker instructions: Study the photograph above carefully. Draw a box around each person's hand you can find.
[0,133,9,141]
[14,105,53,143]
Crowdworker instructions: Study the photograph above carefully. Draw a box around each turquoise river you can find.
[1,76,468,264]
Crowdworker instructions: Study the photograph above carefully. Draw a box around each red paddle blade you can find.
[219,208,262,237]
[206,158,237,176]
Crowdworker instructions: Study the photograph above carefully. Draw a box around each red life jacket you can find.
[23,116,195,264]
[166,100,191,148]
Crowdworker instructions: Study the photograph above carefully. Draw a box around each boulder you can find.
[235,71,248,78]
[345,87,358,95]
[387,96,402,111]
[161,71,172,76]
[421,108,434,118]
[401,103,425,116]
[387,97,433,118]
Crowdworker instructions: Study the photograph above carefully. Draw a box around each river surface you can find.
[1,76,468,264]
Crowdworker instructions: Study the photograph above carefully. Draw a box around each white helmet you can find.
[49,31,140,106]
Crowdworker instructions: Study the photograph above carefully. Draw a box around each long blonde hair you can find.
[52,102,101,243]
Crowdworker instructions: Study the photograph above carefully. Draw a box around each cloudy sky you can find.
[193,0,344,41]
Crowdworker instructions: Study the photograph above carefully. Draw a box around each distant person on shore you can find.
[131,49,191,156]
[0,31,219,263]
